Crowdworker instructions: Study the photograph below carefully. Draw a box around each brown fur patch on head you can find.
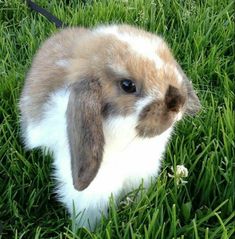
[157,47,175,65]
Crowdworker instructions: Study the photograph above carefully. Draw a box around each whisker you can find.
[121,133,138,152]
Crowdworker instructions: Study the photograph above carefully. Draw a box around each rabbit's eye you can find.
[120,79,136,93]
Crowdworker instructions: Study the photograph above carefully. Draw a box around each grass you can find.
[0,0,234,238]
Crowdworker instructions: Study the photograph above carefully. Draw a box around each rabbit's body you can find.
[23,88,172,227]
[20,25,200,229]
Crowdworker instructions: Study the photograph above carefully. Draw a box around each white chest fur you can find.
[101,116,172,191]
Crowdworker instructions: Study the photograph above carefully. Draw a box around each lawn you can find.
[0,0,234,238]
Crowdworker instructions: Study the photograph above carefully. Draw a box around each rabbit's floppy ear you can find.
[66,79,104,191]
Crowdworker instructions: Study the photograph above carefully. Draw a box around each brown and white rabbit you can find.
[19,25,200,230]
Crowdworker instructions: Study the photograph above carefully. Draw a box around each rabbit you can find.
[19,24,200,230]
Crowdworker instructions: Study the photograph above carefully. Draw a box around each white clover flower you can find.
[168,165,189,185]
[120,196,134,206]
